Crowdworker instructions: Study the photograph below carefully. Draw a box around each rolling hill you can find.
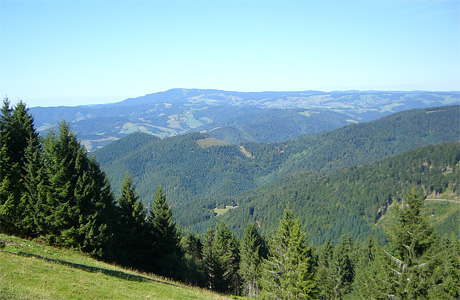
[94,105,460,238]
[30,89,460,150]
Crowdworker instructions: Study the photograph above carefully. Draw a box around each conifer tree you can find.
[42,121,116,255]
[428,234,460,299]
[181,230,205,286]
[316,239,334,300]
[42,122,80,245]
[115,173,149,268]
[329,233,354,299]
[259,208,317,300]
[0,99,38,236]
[214,222,240,294]
[202,224,219,290]
[201,222,240,294]
[354,189,439,299]
[18,133,46,237]
[239,222,266,298]
[148,185,183,278]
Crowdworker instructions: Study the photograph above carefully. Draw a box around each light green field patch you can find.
[196,138,229,148]
[346,119,359,123]
[119,123,139,134]
[167,115,183,129]
[184,112,203,128]
[213,205,238,216]
[298,110,320,117]
[199,117,213,123]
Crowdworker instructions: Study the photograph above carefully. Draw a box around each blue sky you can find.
[1,0,459,107]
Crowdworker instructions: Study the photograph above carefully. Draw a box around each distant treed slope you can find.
[252,105,460,181]
[30,89,460,149]
[95,132,260,205]
[206,109,352,143]
[220,142,460,244]
[95,106,460,235]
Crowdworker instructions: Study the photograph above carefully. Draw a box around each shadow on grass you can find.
[10,250,179,287]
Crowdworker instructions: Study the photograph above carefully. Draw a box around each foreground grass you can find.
[0,234,231,300]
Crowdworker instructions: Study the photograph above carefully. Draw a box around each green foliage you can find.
[354,190,442,299]
[329,233,355,299]
[202,223,240,294]
[147,186,184,279]
[259,208,317,299]
[95,106,460,239]
[0,99,39,236]
[239,223,267,298]
[223,141,460,243]
[114,173,151,269]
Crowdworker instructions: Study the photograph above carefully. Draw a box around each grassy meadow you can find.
[0,234,231,300]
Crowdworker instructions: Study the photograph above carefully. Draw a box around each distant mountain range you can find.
[30,89,460,150]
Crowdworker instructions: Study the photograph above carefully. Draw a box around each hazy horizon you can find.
[1,0,459,107]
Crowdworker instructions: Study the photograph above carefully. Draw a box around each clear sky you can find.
[1,0,459,107]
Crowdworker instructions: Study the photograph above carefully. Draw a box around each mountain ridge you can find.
[30,89,460,150]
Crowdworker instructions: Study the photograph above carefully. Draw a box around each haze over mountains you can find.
[30,89,460,150]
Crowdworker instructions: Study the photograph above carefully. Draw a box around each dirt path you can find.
[425,198,460,204]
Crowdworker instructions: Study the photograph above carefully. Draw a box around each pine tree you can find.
[316,239,334,300]
[115,173,149,268]
[18,133,46,237]
[42,121,116,254]
[0,99,38,236]
[259,208,318,300]
[428,234,460,299]
[329,233,354,299]
[202,224,219,290]
[181,230,205,286]
[201,222,240,294]
[148,185,183,278]
[214,222,240,295]
[354,189,439,299]
[42,122,80,245]
[239,222,267,298]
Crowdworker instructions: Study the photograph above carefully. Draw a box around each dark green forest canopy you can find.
[94,105,460,239]
[220,141,460,243]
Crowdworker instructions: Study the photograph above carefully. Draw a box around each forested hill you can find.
[94,105,460,233]
[255,105,460,180]
[30,89,460,149]
[218,141,460,244]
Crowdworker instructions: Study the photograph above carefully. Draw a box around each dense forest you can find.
[95,105,460,239]
[1,98,459,298]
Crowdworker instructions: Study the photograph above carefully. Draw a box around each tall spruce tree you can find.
[354,189,440,299]
[214,222,240,295]
[329,233,355,299]
[428,234,460,299]
[0,99,39,236]
[202,224,219,290]
[239,222,267,298]
[316,239,334,300]
[259,208,318,300]
[42,121,116,255]
[147,185,183,278]
[201,222,240,294]
[115,173,150,268]
[18,133,46,237]
[42,122,80,245]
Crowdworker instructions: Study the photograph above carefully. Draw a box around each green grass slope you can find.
[0,235,230,300]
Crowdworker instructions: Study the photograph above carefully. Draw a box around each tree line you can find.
[1,98,459,298]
